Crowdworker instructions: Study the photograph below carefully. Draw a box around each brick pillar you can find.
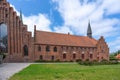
[7,7,11,55]
[17,17,20,54]
[9,7,14,54]
[13,12,17,53]
[19,22,22,54]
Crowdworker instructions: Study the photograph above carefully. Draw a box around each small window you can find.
[40,55,43,60]
[102,50,104,53]
[90,54,93,59]
[63,54,66,59]
[53,46,57,52]
[23,45,28,56]
[97,57,99,60]
[73,54,76,59]
[46,45,50,52]
[81,54,84,59]
[38,45,41,51]
[6,14,8,18]
[101,57,103,60]
[51,56,54,61]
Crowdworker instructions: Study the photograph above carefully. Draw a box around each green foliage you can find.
[35,60,70,63]
[110,50,120,56]
[0,52,6,59]
[9,64,120,80]
[78,60,119,66]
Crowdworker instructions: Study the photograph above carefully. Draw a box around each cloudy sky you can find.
[8,0,120,53]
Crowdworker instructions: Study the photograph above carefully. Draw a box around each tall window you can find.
[38,45,41,51]
[90,54,93,59]
[51,56,54,61]
[23,45,28,56]
[39,55,43,60]
[73,54,76,59]
[63,54,66,59]
[53,46,57,52]
[46,45,50,52]
[81,54,84,59]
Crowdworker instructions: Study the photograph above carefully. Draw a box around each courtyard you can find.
[6,63,120,80]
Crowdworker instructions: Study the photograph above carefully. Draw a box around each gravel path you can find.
[0,63,31,80]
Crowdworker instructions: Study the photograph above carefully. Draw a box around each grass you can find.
[9,63,120,80]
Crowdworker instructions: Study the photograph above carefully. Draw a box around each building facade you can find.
[0,0,109,62]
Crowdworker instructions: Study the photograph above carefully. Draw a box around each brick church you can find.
[0,0,109,62]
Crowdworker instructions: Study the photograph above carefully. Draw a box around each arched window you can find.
[90,54,93,59]
[39,55,43,60]
[63,54,66,59]
[38,45,41,51]
[81,54,84,59]
[46,45,50,52]
[51,56,54,61]
[23,45,28,56]
[73,54,76,59]
[53,46,57,52]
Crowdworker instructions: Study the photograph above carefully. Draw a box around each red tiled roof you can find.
[116,54,120,59]
[35,30,98,47]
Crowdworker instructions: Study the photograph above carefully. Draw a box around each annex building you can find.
[0,0,109,62]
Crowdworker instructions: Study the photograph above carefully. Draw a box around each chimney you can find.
[34,25,36,41]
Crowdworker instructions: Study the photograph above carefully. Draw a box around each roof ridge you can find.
[36,30,84,37]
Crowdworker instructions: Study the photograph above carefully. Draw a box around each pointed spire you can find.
[87,20,92,38]
[20,9,23,24]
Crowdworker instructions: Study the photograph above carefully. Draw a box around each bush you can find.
[78,60,119,66]
[76,59,82,62]
[35,59,62,63]
[0,52,6,59]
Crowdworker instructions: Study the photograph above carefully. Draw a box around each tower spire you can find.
[20,9,23,24]
[87,20,92,38]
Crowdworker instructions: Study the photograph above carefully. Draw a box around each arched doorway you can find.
[0,23,8,53]
[23,45,28,56]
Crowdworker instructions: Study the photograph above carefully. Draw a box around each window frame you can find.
[38,45,41,51]
[46,45,50,52]
[53,46,57,52]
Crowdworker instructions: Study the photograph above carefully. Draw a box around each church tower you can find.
[87,21,92,38]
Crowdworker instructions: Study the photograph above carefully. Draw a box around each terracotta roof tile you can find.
[35,30,97,47]
[116,54,120,59]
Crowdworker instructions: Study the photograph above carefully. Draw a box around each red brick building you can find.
[116,54,120,60]
[0,0,109,62]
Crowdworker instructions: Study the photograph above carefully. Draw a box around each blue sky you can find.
[8,0,120,53]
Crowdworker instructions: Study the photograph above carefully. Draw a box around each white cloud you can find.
[102,0,120,15]
[23,14,51,36]
[10,4,51,36]
[52,0,120,52]
[109,37,120,52]
[54,26,73,34]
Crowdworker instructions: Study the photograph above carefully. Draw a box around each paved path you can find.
[0,63,31,80]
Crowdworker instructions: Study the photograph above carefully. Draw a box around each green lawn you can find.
[9,63,120,80]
